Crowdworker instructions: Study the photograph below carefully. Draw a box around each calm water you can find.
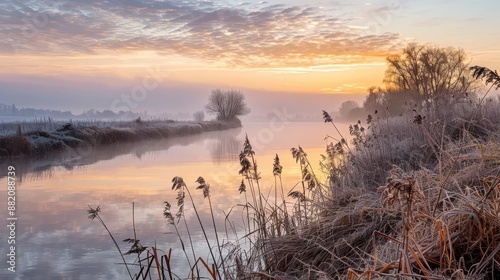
[0,121,350,279]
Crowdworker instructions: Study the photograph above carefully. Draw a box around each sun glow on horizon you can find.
[0,0,498,110]
[1,49,391,95]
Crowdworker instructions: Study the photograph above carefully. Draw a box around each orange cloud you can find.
[0,0,403,68]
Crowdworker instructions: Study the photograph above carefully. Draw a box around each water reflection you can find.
[0,126,248,279]
[208,133,241,164]
[0,127,242,181]
[0,122,350,279]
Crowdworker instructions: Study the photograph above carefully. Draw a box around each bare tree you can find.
[193,110,205,122]
[205,89,250,120]
[384,43,476,106]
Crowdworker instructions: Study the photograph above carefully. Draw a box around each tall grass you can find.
[88,96,499,279]
[264,98,500,278]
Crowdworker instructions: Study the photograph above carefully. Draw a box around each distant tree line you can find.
[0,103,143,120]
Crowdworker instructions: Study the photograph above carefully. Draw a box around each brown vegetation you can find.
[258,96,499,279]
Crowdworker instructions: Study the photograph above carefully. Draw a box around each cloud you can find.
[0,0,403,67]
[321,83,367,94]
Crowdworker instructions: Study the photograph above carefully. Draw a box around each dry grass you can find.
[0,133,32,157]
[330,98,500,192]
[260,99,500,279]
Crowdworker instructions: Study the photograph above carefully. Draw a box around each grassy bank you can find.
[0,118,241,157]
[258,99,500,279]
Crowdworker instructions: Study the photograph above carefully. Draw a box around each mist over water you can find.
[0,72,366,118]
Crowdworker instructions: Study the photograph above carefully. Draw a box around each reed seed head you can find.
[238,179,246,194]
[195,176,206,185]
[239,151,251,175]
[87,205,101,220]
[176,191,185,208]
[413,114,424,125]
[196,176,210,198]
[288,191,307,202]
[163,201,175,225]
[273,154,282,176]
[322,110,333,123]
[175,204,184,222]
[243,134,255,156]
[123,239,146,255]
[291,146,307,165]
[172,176,186,190]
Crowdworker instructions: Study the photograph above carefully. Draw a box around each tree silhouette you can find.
[384,43,476,106]
[205,89,250,120]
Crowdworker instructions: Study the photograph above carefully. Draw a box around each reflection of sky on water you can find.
[0,122,350,279]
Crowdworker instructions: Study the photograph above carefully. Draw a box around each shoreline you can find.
[0,119,242,158]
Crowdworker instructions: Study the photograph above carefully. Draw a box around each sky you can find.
[0,0,499,115]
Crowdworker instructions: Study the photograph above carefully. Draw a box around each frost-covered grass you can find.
[0,118,241,157]
[0,117,177,136]
[257,97,500,279]
[336,97,500,191]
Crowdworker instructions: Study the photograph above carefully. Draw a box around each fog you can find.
[0,73,366,119]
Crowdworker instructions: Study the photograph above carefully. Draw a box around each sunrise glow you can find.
[1,0,498,115]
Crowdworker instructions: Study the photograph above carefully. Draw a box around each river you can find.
[0,121,351,279]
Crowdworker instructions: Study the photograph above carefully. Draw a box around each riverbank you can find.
[0,118,241,157]
[253,101,500,278]
[82,100,499,279]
